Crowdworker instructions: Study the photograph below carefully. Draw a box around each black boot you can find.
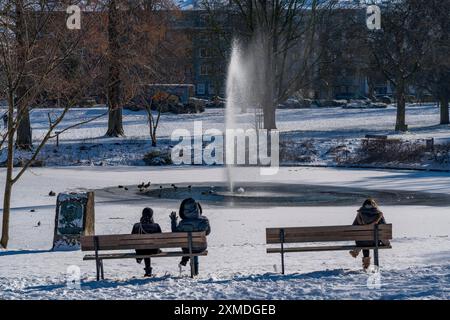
[144,258,152,277]
[179,257,189,266]
[194,256,199,276]
[144,267,152,277]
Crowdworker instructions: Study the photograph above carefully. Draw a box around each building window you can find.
[209,84,216,96]
[199,48,211,58]
[197,83,206,95]
[200,64,210,76]
[200,13,209,24]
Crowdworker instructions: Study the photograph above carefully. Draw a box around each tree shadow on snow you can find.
[25,275,172,292]
[199,269,361,285]
[0,249,51,256]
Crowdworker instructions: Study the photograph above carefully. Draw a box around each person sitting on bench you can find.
[349,198,389,270]
[131,207,162,277]
[170,198,211,275]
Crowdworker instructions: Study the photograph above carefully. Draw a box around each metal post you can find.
[188,232,195,278]
[94,236,100,281]
[100,260,104,280]
[55,131,61,147]
[280,229,285,275]
[374,224,379,267]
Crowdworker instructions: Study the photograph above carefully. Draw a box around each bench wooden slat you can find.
[81,236,205,245]
[266,229,392,239]
[266,232,392,242]
[266,224,391,235]
[83,250,208,260]
[267,231,392,240]
[81,239,206,251]
[83,232,204,242]
[266,231,392,243]
[81,232,207,251]
[267,245,391,253]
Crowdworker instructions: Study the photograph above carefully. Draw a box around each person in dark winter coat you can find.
[131,207,162,277]
[170,198,211,275]
[349,198,388,270]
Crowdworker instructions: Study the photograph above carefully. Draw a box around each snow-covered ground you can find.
[0,166,449,299]
[2,103,449,168]
[0,104,449,299]
[25,103,450,141]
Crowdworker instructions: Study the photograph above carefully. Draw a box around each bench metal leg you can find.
[100,260,105,280]
[144,258,152,276]
[188,232,195,278]
[94,236,101,281]
[95,259,100,281]
[280,229,285,275]
[374,224,380,267]
[374,249,379,267]
[190,259,195,278]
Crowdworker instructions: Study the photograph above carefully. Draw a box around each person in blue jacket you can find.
[170,198,211,275]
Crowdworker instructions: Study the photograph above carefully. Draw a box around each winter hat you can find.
[361,198,378,209]
[179,198,200,219]
[141,207,154,223]
[358,198,381,215]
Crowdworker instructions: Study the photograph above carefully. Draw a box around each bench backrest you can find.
[266,224,392,244]
[81,232,207,251]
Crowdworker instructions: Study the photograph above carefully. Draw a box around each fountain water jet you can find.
[224,38,269,191]
[224,41,244,192]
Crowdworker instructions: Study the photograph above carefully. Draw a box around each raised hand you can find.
[169,211,177,221]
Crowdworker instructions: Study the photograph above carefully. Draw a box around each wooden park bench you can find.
[266,224,392,274]
[81,232,207,280]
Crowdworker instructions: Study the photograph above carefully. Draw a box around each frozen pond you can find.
[97,182,450,207]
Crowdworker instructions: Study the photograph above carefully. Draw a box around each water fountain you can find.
[224,41,242,192]
[224,38,268,192]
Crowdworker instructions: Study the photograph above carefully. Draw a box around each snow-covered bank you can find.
[0,166,449,299]
[2,104,449,169]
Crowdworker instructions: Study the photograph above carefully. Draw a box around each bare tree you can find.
[202,0,337,129]
[96,0,187,137]
[14,0,33,149]
[414,0,450,125]
[0,1,101,248]
[111,0,188,141]
[367,0,435,132]
[105,0,124,136]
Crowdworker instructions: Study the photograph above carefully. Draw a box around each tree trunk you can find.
[395,81,408,132]
[367,76,376,101]
[1,180,13,249]
[105,0,124,137]
[262,38,277,130]
[262,84,277,130]
[1,94,16,249]
[106,107,124,137]
[263,106,277,130]
[15,0,33,150]
[440,97,449,125]
[16,108,32,150]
